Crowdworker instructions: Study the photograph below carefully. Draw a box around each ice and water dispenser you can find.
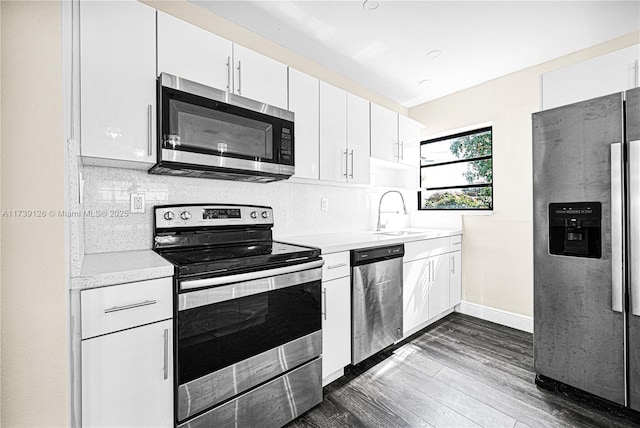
[548,202,602,259]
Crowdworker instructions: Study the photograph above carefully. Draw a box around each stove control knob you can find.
[163,211,175,221]
[180,211,192,221]
[261,211,269,219]
[250,211,258,219]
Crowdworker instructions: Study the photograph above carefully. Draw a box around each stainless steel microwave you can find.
[149,73,294,182]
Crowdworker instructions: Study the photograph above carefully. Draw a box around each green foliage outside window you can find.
[420,128,493,210]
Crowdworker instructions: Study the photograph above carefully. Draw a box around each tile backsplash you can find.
[81,165,413,254]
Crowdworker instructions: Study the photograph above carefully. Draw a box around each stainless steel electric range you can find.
[153,204,324,428]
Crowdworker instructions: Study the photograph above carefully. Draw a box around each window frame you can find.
[418,126,493,211]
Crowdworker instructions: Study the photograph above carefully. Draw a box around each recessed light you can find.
[363,0,380,11]
[418,79,432,86]
[426,49,443,58]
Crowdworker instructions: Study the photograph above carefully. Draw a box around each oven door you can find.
[158,73,294,177]
[176,261,322,423]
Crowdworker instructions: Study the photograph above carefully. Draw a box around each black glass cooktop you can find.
[158,240,321,278]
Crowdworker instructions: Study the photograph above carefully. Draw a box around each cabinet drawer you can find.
[449,235,462,251]
[404,238,449,262]
[81,277,173,339]
[322,252,350,281]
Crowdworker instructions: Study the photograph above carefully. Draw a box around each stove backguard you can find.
[548,202,602,259]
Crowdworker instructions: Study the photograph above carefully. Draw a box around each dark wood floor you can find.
[287,313,640,428]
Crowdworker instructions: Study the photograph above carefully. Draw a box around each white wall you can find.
[1,1,69,426]
[410,31,640,318]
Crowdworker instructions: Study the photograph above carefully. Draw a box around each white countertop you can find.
[71,229,462,289]
[71,250,174,289]
[279,228,462,254]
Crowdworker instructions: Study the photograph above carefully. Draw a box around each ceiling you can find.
[192,1,640,107]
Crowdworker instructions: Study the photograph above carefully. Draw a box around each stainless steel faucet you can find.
[376,190,408,231]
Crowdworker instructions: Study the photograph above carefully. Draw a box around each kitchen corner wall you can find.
[409,31,640,319]
[81,165,415,253]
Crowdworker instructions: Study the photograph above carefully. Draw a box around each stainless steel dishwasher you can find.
[351,244,404,364]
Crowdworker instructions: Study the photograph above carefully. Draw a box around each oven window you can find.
[178,281,321,384]
[168,99,274,160]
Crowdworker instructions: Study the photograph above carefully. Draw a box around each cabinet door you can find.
[289,68,320,179]
[319,82,347,182]
[80,0,156,164]
[398,114,423,167]
[82,320,173,427]
[429,255,450,318]
[233,44,288,109]
[322,276,351,382]
[403,258,430,336]
[157,11,232,90]
[370,103,399,162]
[449,251,462,307]
[542,44,640,110]
[347,93,370,184]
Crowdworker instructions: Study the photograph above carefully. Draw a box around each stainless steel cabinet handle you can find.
[451,255,455,274]
[343,150,348,177]
[630,140,640,316]
[237,60,242,94]
[147,104,153,156]
[349,149,354,178]
[322,288,327,321]
[327,263,347,270]
[104,299,157,314]
[611,143,624,313]
[163,328,169,380]
[226,56,231,92]
[400,140,404,161]
[394,141,400,159]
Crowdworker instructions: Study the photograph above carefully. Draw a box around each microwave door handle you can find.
[630,140,640,316]
[612,142,624,313]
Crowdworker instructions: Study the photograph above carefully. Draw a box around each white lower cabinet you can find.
[321,251,351,385]
[402,236,462,338]
[322,276,351,384]
[428,254,451,318]
[403,257,430,335]
[82,320,173,427]
[449,250,462,307]
[80,278,173,427]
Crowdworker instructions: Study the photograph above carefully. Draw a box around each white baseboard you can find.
[456,301,533,333]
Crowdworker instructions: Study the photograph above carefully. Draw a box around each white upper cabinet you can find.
[80,0,156,165]
[157,13,287,108]
[319,82,348,182]
[542,44,640,110]
[346,93,371,184]
[398,114,424,167]
[233,44,288,109]
[157,11,232,90]
[370,103,399,163]
[288,69,320,179]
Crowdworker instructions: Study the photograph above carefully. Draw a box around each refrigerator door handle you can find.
[630,140,640,316]
[611,142,624,313]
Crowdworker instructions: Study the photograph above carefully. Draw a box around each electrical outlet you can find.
[321,198,329,212]
[130,193,145,214]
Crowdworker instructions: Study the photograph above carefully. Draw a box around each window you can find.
[419,127,493,210]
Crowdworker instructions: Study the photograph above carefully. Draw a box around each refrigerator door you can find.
[533,92,625,405]
[626,87,640,412]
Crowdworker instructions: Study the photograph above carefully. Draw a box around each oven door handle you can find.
[179,259,325,292]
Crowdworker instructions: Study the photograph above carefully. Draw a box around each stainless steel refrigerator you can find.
[533,87,640,410]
